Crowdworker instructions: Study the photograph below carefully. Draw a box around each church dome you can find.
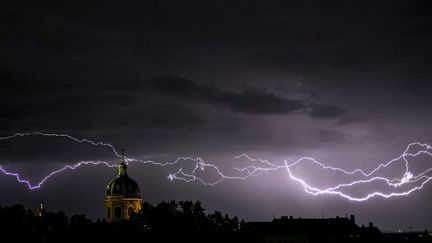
[105,162,141,198]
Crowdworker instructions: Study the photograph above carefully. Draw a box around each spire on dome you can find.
[118,148,127,177]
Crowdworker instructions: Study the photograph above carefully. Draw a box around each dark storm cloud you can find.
[147,76,351,121]
[148,76,305,114]
[308,104,347,119]
[0,68,209,134]
[0,67,352,139]
[117,102,207,131]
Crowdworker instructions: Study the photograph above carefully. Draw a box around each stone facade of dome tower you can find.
[104,152,141,222]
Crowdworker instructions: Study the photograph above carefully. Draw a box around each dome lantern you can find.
[118,162,127,177]
[118,148,127,177]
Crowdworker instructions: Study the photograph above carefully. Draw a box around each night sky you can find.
[1,0,432,231]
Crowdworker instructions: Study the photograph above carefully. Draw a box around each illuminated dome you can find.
[104,151,142,223]
[105,162,141,197]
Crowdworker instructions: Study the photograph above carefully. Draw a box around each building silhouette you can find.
[243,215,381,243]
[104,149,141,222]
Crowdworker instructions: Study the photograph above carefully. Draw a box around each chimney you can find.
[369,222,374,228]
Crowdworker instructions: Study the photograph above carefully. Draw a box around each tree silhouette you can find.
[0,201,412,243]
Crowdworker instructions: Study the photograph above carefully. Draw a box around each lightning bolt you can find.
[0,132,204,189]
[168,142,432,201]
[1,132,432,202]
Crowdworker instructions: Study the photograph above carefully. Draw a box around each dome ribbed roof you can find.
[105,162,141,198]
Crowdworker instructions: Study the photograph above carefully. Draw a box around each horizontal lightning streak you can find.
[0,132,432,201]
[169,142,432,201]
